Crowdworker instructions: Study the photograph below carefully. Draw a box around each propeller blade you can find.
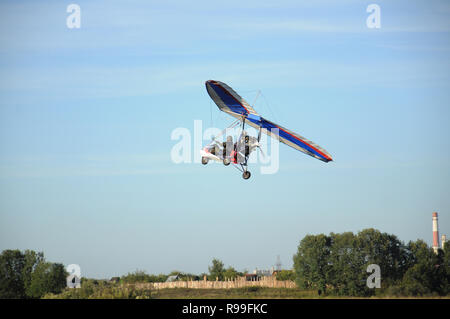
[254,142,266,160]
[258,146,266,159]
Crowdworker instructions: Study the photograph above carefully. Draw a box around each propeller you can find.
[254,126,266,160]
[254,141,266,160]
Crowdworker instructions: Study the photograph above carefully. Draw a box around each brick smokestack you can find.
[432,212,439,253]
[442,234,447,250]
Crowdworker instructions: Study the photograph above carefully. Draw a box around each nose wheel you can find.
[242,171,251,180]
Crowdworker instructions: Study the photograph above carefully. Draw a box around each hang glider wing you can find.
[205,80,259,118]
[205,79,333,163]
[245,116,333,163]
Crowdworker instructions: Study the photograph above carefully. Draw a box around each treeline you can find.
[293,228,449,297]
[119,259,296,284]
[2,228,448,298]
[120,259,245,283]
[44,259,249,299]
[120,270,169,283]
[0,250,67,298]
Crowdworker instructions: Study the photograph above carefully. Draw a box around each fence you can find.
[132,276,296,290]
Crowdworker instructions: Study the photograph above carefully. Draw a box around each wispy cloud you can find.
[0,153,181,178]
[1,58,448,103]
[1,0,449,54]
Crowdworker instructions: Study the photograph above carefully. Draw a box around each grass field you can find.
[150,287,318,299]
[149,287,449,299]
[43,283,450,299]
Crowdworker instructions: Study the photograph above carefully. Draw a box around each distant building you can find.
[166,275,180,282]
[244,267,275,281]
[252,267,274,277]
[245,274,259,281]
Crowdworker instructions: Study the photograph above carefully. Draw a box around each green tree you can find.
[443,241,450,291]
[121,270,172,283]
[293,230,449,297]
[327,232,370,296]
[22,250,44,294]
[293,234,331,294]
[398,240,448,296]
[355,229,408,287]
[0,249,65,299]
[46,263,67,294]
[121,270,152,283]
[223,267,238,280]
[26,262,67,298]
[0,250,26,298]
[275,270,296,281]
[154,273,169,282]
[208,258,225,281]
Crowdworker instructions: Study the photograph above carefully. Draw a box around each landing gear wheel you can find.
[223,158,231,166]
[201,157,209,165]
[242,171,251,180]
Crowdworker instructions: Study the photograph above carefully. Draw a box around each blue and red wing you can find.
[245,117,333,163]
[205,80,332,163]
[205,80,258,117]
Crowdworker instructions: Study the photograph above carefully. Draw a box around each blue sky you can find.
[0,0,449,278]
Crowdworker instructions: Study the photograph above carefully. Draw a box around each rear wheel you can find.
[201,157,208,165]
[242,171,251,180]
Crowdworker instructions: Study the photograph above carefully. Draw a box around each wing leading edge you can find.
[245,116,332,162]
[205,80,259,117]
